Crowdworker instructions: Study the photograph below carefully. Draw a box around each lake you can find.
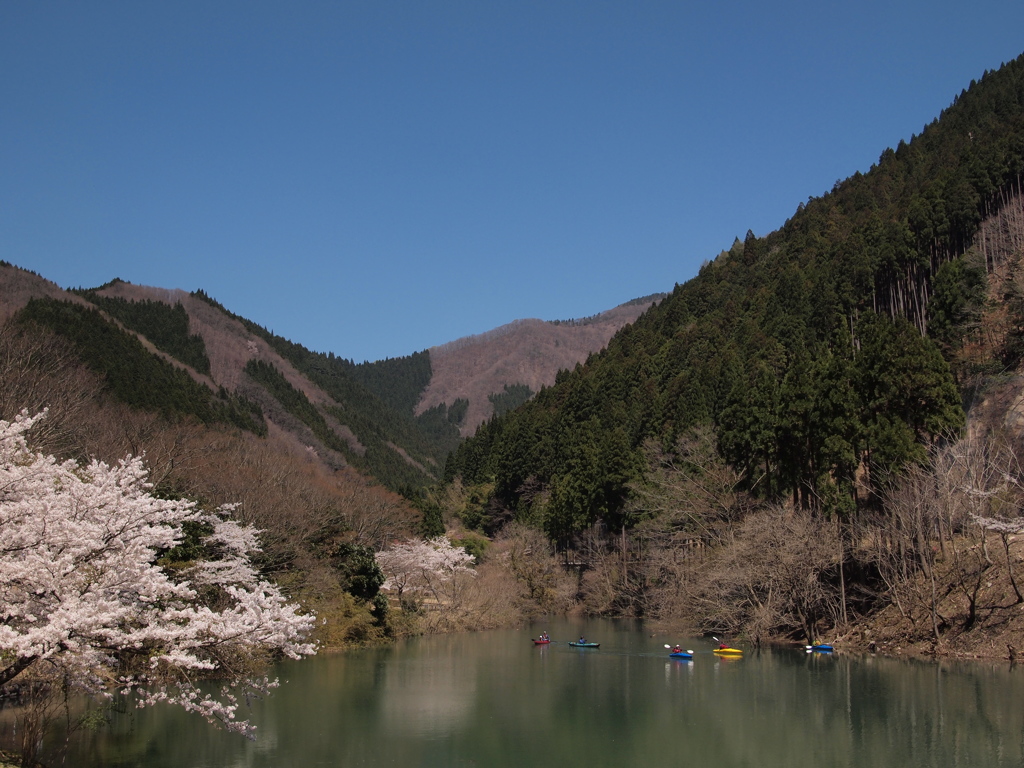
[6,617,1024,767]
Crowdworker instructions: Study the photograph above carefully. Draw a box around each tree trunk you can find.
[1003,533,1024,604]
[0,655,36,687]
[837,519,848,627]
[930,569,941,644]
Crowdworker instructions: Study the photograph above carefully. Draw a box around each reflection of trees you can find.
[8,636,1024,766]
[378,649,476,736]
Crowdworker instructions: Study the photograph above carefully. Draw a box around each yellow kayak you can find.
[713,646,743,656]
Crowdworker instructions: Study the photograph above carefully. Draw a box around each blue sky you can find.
[3,2,1024,363]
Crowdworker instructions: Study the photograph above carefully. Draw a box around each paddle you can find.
[665,644,694,654]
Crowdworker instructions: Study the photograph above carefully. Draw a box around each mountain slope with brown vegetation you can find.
[418,296,663,435]
[0,264,88,322]
[90,280,370,465]
[1,262,662,488]
[0,269,363,466]
[2,270,445,491]
[0,260,643,659]
[0,307,417,652]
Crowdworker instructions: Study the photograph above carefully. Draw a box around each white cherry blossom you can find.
[376,536,476,606]
[0,411,316,739]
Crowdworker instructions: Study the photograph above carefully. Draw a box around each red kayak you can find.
[533,639,550,645]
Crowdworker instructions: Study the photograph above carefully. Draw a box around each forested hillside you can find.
[0,259,662,498]
[448,53,1024,526]
[188,288,457,488]
[0,255,664,669]
[0,272,449,500]
[441,53,1024,652]
[18,295,266,435]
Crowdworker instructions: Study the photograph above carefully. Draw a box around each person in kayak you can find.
[671,645,684,654]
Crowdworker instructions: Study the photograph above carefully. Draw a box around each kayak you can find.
[810,644,834,652]
[669,651,693,660]
[569,642,600,648]
[713,647,743,656]
[532,639,550,645]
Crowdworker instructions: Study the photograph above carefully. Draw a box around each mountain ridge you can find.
[0,260,659,488]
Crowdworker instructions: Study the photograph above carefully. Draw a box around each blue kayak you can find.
[569,641,600,648]
[810,644,834,653]
[669,651,693,660]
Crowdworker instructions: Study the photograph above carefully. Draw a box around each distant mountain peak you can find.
[419,295,665,434]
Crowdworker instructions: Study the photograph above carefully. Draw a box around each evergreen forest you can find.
[438,53,1024,643]
[8,285,462,493]
[191,289,461,489]
[16,297,266,435]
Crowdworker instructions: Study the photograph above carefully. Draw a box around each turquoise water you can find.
[6,618,1024,767]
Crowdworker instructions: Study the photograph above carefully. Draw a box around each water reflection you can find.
[3,618,1023,767]
[378,642,477,738]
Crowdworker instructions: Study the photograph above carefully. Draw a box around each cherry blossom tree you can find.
[0,411,316,763]
[375,536,476,608]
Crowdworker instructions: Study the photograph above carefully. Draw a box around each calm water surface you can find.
[8,618,1024,767]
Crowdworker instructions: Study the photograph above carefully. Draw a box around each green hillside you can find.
[191,289,456,489]
[12,287,453,492]
[16,297,266,435]
[74,284,213,375]
[446,53,1024,542]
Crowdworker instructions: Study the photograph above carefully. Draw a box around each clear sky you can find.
[3,2,1024,363]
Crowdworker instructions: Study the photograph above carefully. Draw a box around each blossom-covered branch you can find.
[0,410,316,739]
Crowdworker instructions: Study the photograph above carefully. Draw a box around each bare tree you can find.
[627,427,749,545]
[693,505,842,645]
[873,432,1024,646]
[500,522,566,611]
[876,463,946,641]
[949,433,1024,608]
[0,320,102,458]
[591,427,757,621]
